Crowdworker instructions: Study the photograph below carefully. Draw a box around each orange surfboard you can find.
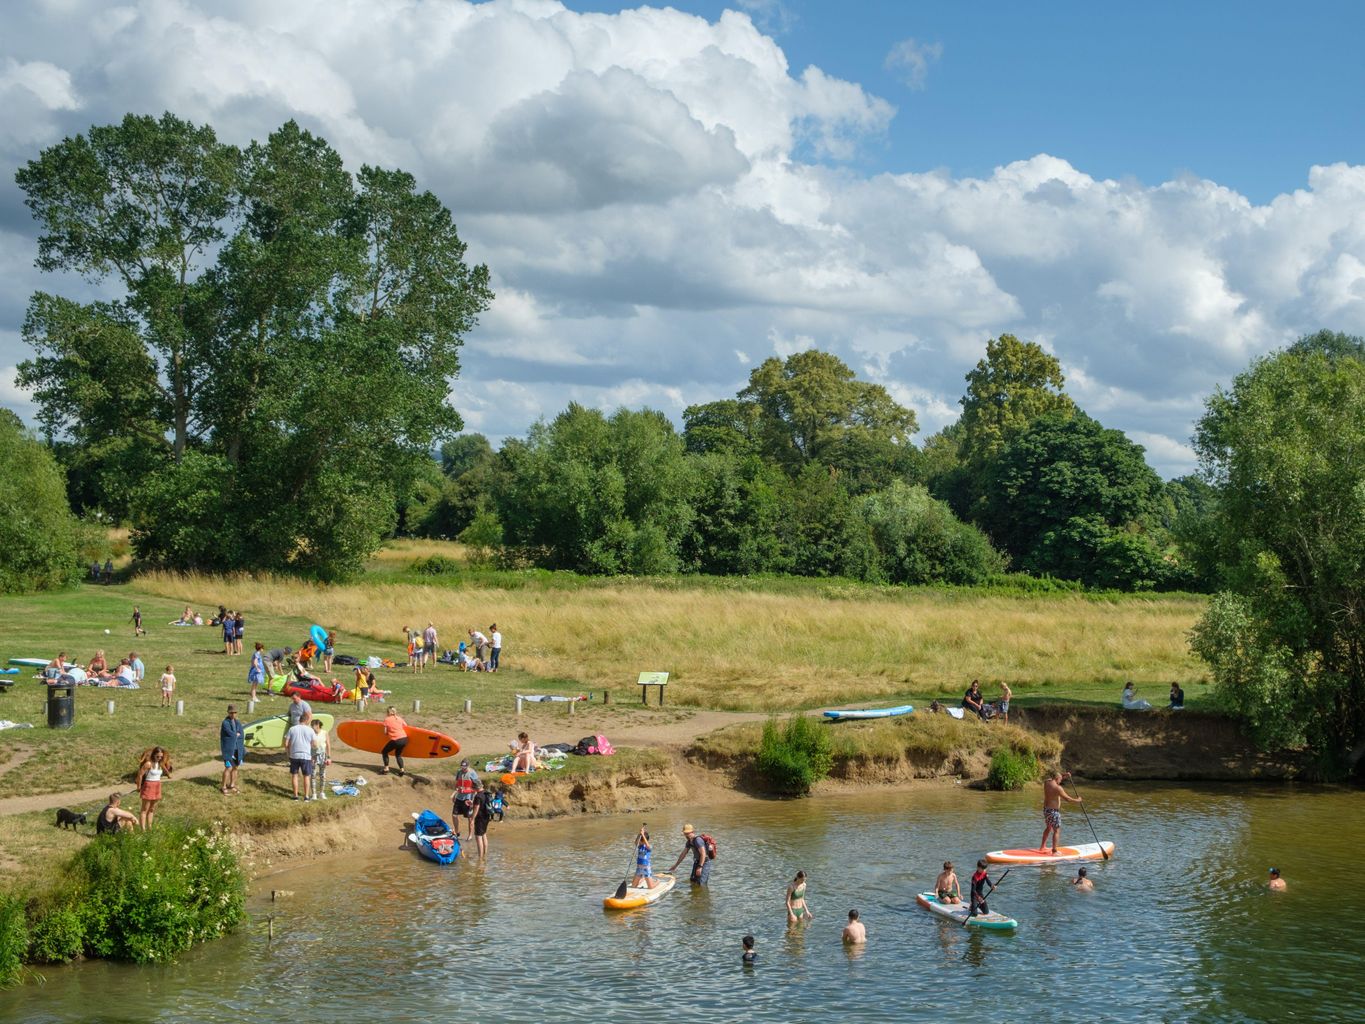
[335,719,460,759]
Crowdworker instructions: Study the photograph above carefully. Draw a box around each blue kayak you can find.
[410,810,460,865]
[822,704,915,721]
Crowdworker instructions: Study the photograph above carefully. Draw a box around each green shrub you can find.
[987,745,1042,791]
[68,821,246,964]
[25,902,83,964]
[413,555,461,576]
[0,895,29,987]
[757,715,834,795]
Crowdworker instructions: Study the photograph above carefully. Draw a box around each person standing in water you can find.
[786,870,813,924]
[668,823,711,886]
[1268,868,1286,890]
[741,935,757,965]
[469,784,494,857]
[842,909,866,944]
[1072,866,1094,891]
[1040,769,1083,854]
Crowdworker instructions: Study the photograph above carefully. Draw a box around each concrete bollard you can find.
[358,698,366,713]
[568,700,575,716]
[247,699,257,715]
[106,700,116,716]
[176,699,184,716]
[516,697,523,716]
[413,699,422,713]
[464,699,472,714]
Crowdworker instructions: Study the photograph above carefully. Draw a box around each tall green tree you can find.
[957,333,1075,467]
[1189,336,1365,772]
[978,411,1168,588]
[0,412,84,593]
[861,480,1005,585]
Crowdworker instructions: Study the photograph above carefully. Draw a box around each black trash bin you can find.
[47,680,75,729]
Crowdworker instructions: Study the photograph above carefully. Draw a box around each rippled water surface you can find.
[3,783,1362,1023]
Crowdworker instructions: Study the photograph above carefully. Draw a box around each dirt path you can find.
[0,708,766,817]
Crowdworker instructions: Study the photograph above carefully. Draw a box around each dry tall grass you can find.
[134,571,1206,711]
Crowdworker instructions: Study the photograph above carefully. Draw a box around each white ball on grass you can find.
[104,628,110,634]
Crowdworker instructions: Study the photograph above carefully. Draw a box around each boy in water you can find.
[968,859,997,918]
[1268,868,1286,891]
[1072,866,1094,891]
[741,935,757,965]
[935,861,962,904]
[842,909,866,944]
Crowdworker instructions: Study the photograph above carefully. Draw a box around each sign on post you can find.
[638,671,669,706]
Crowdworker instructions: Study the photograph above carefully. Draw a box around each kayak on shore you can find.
[409,810,460,864]
[822,704,915,721]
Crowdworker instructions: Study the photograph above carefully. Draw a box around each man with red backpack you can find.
[669,823,715,886]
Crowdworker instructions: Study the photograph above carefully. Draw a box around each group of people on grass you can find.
[43,649,152,690]
[1120,681,1185,710]
[961,678,1011,721]
[414,623,503,673]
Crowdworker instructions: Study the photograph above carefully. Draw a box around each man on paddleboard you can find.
[1040,770,1083,855]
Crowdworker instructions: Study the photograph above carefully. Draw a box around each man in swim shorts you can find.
[1040,769,1083,854]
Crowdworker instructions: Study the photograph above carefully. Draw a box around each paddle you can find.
[1067,775,1107,860]
[963,868,1010,927]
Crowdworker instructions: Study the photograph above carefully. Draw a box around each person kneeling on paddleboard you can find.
[968,860,997,918]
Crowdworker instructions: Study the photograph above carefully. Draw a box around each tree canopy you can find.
[0,411,85,593]
[1189,336,1365,773]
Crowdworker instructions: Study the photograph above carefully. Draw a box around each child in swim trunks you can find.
[935,861,962,904]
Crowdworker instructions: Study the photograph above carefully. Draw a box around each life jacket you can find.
[455,771,478,798]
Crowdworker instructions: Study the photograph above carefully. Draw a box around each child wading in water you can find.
[159,665,176,707]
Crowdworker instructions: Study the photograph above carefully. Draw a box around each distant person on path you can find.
[1168,683,1185,710]
[1268,868,1286,891]
[130,605,145,637]
[380,707,409,776]
[453,759,480,838]
[423,623,437,668]
[248,642,266,701]
[135,747,171,828]
[935,861,962,904]
[631,825,656,889]
[96,792,139,834]
[283,713,315,800]
[968,860,997,918]
[998,681,1012,722]
[1040,770,1083,854]
[233,612,244,656]
[786,870,813,924]
[311,718,331,800]
[159,665,176,707]
[1072,866,1094,891]
[489,624,502,672]
[287,692,312,728]
[842,909,866,944]
[469,784,494,857]
[268,646,293,676]
[668,823,711,886]
[963,679,985,719]
[220,705,245,795]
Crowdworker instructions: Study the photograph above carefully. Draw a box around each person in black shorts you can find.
[469,785,494,857]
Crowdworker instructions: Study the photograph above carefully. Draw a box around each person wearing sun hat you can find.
[668,822,711,886]
[1268,867,1286,890]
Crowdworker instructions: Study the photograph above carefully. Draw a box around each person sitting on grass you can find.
[1121,682,1152,710]
[87,649,109,678]
[963,679,985,719]
[509,732,537,774]
[96,792,140,834]
[45,651,69,681]
[1168,683,1185,710]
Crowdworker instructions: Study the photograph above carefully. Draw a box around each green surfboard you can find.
[242,713,335,751]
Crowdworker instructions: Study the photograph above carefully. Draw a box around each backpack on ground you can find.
[572,733,615,756]
[700,833,718,860]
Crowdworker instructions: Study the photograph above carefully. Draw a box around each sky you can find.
[2,0,1364,477]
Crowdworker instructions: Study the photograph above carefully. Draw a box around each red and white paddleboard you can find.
[986,842,1115,865]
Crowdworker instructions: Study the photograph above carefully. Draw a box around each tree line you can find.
[6,113,1365,772]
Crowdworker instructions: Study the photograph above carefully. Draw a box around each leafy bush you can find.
[25,902,83,964]
[987,745,1042,791]
[757,715,834,795]
[0,411,84,593]
[0,896,29,987]
[413,555,461,576]
[68,821,246,964]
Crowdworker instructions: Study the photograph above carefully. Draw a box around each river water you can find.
[2,783,1361,1024]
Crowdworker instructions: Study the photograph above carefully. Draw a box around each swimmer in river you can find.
[1268,867,1286,891]
[842,909,866,944]
[741,935,757,965]
[1072,866,1094,891]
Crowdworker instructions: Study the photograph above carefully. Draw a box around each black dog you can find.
[55,808,87,830]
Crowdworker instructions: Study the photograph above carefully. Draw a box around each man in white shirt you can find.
[489,624,502,672]
[423,622,438,668]
[283,713,316,800]
[469,628,489,664]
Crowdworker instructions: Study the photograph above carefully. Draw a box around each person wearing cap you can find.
[220,704,245,795]
[453,758,481,837]
[1268,868,1286,891]
[668,823,711,886]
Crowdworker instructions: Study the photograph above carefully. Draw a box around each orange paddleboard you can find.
[335,720,460,759]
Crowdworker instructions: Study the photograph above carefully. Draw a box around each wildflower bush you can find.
[756,715,835,795]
